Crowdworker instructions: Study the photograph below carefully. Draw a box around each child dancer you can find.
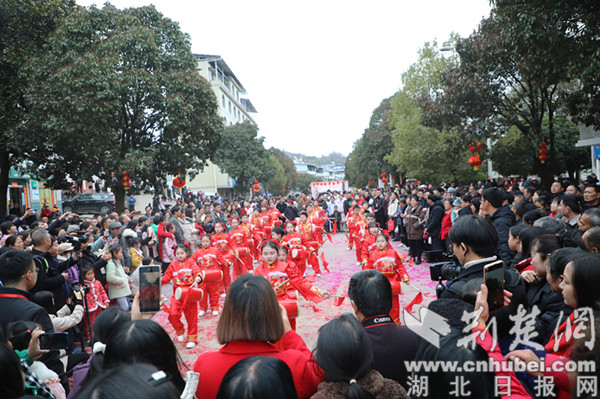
[366,234,411,324]
[191,235,228,316]
[211,222,234,294]
[228,217,251,279]
[161,244,202,348]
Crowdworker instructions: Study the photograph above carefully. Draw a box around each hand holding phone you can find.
[39,332,69,350]
[483,260,505,312]
[138,265,161,313]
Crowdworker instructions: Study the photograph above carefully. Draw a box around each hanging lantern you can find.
[173,175,186,191]
[538,143,548,164]
[468,155,483,171]
[122,172,131,191]
[252,179,260,192]
[380,172,388,185]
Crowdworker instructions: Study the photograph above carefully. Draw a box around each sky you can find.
[76,0,491,157]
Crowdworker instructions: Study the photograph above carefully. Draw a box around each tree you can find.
[345,97,395,187]
[213,121,273,194]
[0,0,76,214]
[21,4,222,211]
[264,155,286,195]
[295,173,321,193]
[269,148,298,193]
[423,10,579,186]
[491,117,588,180]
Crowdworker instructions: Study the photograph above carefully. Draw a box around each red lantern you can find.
[252,180,260,192]
[122,172,130,190]
[538,143,548,163]
[172,177,186,188]
[468,155,483,171]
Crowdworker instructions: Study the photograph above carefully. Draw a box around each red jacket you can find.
[157,223,174,259]
[193,330,323,399]
[366,247,410,282]
[440,211,452,240]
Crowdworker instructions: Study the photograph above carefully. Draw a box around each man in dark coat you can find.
[440,215,526,339]
[425,194,445,251]
[372,189,386,229]
[0,250,66,389]
[348,269,418,388]
[481,187,516,265]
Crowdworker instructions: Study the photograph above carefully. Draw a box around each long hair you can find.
[103,320,185,393]
[314,314,374,399]
[216,356,297,399]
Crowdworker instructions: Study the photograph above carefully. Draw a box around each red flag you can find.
[404,291,424,313]
[332,220,338,235]
[408,258,414,267]
[307,275,317,283]
[320,252,330,272]
[326,232,333,243]
[345,232,349,242]
[312,303,321,312]
[333,296,345,306]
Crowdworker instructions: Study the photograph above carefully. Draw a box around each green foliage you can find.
[213,121,271,193]
[264,155,286,195]
[269,148,298,193]
[295,173,321,193]
[345,97,395,187]
[0,0,76,212]
[20,4,222,210]
[491,117,588,178]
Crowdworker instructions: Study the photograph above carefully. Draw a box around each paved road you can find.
[154,232,439,368]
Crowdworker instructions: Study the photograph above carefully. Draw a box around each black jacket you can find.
[489,205,516,265]
[440,258,527,338]
[425,201,444,237]
[361,314,418,388]
[457,206,472,217]
[526,280,573,345]
[284,206,299,221]
[79,248,108,286]
[29,249,72,308]
[0,287,65,385]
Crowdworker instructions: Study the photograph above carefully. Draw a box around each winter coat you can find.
[403,204,425,240]
[489,205,516,265]
[425,200,444,237]
[311,369,408,399]
[105,259,131,299]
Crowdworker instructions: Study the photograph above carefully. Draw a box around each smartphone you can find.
[139,265,161,313]
[483,260,505,312]
[39,332,69,350]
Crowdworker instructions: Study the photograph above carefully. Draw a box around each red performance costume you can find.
[366,247,410,324]
[254,260,323,330]
[346,212,361,252]
[282,232,308,275]
[191,247,226,313]
[297,220,322,275]
[361,231,378,270]
[228,227,251,278]
[161,258,201,343]
[249,215,266,254]
[239,220,257,262]
[211,232,234,291]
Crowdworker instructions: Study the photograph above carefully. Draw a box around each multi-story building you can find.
[186,54,257,195]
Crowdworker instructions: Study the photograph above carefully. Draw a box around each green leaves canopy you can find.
[21,4,222,207]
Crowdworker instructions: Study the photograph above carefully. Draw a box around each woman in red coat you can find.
[366,234,411,324]
[440,198,453,252]
[193,274,323,399]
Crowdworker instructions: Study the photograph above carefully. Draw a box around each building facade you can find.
[185,54,257,195]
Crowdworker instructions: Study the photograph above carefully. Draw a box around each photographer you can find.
[440,215,526,339]
[32,290,84,333]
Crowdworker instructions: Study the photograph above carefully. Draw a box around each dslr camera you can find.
[426,250,463,298]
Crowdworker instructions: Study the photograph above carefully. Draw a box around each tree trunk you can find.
[0,149,10,218]
[113,183,126,214]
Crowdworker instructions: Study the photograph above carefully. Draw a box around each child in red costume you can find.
[361,221,380,270]
[161,244,202,348]
[82,267,109,340]
[191,235,228,317]
[228,217,251,279]
[282,221,309,276]
[346,205,361,252]
[366,234,411,324]
[250,208,266,255]
[254,240,330,330]
[239,213,256,268]
[211,223,234,293]
[306,203,325,244]
[297,211,322,276]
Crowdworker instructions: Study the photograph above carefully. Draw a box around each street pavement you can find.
[153,232,439,369]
